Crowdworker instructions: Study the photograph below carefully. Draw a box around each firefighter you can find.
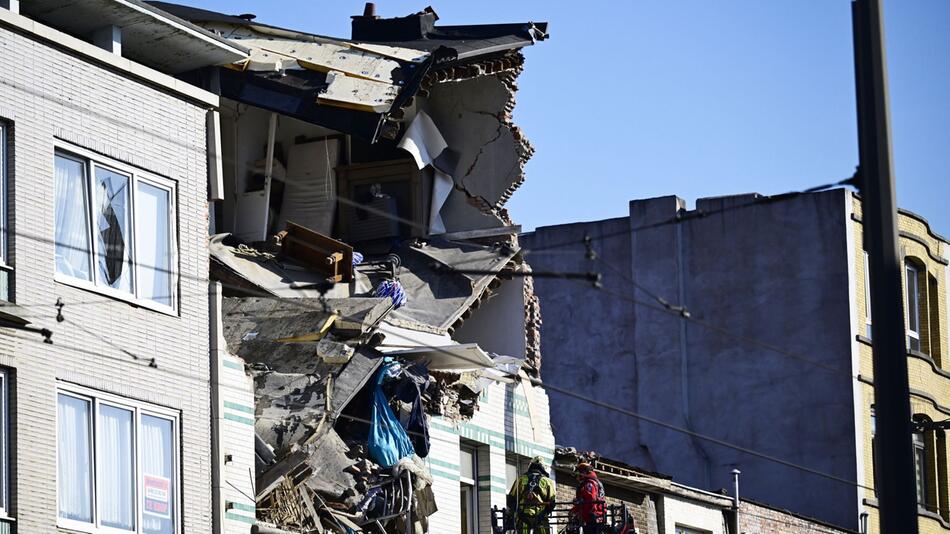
[507,456,555,533]
[571,462,606,533]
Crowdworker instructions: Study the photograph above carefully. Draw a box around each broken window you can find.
[94,166,133,292]
[54,148,178,310]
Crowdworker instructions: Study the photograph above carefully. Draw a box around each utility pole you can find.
[851,0,919,532]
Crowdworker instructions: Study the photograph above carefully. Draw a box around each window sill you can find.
[54,274,178,318]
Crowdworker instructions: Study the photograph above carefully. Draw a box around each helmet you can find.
[529,455,546,468]
[576,462,593,474]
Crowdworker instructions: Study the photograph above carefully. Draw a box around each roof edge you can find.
[0,7,219,107]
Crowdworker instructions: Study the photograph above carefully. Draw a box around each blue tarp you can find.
[367,360,415,467]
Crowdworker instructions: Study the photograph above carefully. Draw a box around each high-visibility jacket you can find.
[508,470,556,518]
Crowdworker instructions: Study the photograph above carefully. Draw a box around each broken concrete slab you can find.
[222,296,392,355]
[355,238,519,334]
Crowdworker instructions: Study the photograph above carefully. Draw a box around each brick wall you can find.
[0,19,212,534]
[739,500,854,534]
[852,195,950,533]
[554,473,659,534]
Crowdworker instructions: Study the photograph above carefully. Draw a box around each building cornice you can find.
[0,7,218,108]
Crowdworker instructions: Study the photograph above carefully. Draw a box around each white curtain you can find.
[99,404,134,530]
[135,183,171,306]
[141,415,173,534]
[54,156,92,281]
[57,394,92,522]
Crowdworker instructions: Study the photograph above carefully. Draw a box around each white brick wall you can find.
[0,21,213,534]
[428,378,557,533]
[661,495,728,534]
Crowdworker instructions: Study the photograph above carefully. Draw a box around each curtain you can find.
[57,394,92,522]
[94,167,133,292]
[135,183,171,306]
[141,415,174,534]
[99,404,134,530]
[54,156,92,281]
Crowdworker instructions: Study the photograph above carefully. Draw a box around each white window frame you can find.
[56,384,181,534]
[906,262,921,351]
[864,251,872,338]
[0,122,7,267]
[459,444,477,534]
[914,430,927,508]
[0,370,8,518]
[53,145,179,315]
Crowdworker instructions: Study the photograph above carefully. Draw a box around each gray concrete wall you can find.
[522,189,861,529]
[0,21,212,533]
[520,216,640,461]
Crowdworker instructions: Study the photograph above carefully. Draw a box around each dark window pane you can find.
[94,167,133,292]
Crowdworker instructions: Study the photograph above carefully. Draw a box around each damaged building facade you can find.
[147,2,555,533]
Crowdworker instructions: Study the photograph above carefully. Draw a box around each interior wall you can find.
[453,278,527,359]
[219,100,342,241]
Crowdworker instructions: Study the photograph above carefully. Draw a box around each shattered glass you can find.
[94,167,133,293]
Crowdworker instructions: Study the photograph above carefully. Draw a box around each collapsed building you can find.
[149,3,553,532]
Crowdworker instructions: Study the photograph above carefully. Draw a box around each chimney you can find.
[351,4,437,42]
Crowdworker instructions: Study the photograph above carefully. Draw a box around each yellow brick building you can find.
[853,194,950,533]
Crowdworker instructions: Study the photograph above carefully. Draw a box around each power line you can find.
[212,292,874,493]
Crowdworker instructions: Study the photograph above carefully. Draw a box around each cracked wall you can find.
[422,62,534,233]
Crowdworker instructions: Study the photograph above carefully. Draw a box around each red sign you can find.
[143,474,171,518]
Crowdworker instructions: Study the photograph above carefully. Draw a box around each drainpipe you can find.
[676,223,712,488]
[732,469,741,534]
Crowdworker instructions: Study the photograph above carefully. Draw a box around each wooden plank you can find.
[318,71,399,113]
[278,221,354,283]
[237,38,402,82]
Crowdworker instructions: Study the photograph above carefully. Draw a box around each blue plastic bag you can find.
[367,360,415,467]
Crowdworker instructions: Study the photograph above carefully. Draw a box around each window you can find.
[928,274,942,368]
[675,526,709,534]
[914,429,927,508]
[0,122,7,266]
[0,370,8,516]
[57,387,179,533]
[906,262,921,351]
[459,445,477,534]
[870,407,878,496]
[54,148,177,311]
[864,251,872,338]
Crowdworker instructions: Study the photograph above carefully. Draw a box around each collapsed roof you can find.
[148,1,547,142]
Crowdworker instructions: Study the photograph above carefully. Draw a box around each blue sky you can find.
[177,0,950,234]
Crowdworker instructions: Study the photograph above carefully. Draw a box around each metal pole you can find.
[851,1,919,532]
[732,469,741,534]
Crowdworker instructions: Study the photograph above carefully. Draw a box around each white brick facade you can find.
[427,379,557,533]
[0,17,214,534]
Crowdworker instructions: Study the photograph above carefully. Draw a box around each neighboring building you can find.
[149,3,553,533]
[553,449,855,534]
[0,1,246,533]
[523,188,950,532]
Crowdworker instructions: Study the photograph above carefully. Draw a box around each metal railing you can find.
[491,501,636,534]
